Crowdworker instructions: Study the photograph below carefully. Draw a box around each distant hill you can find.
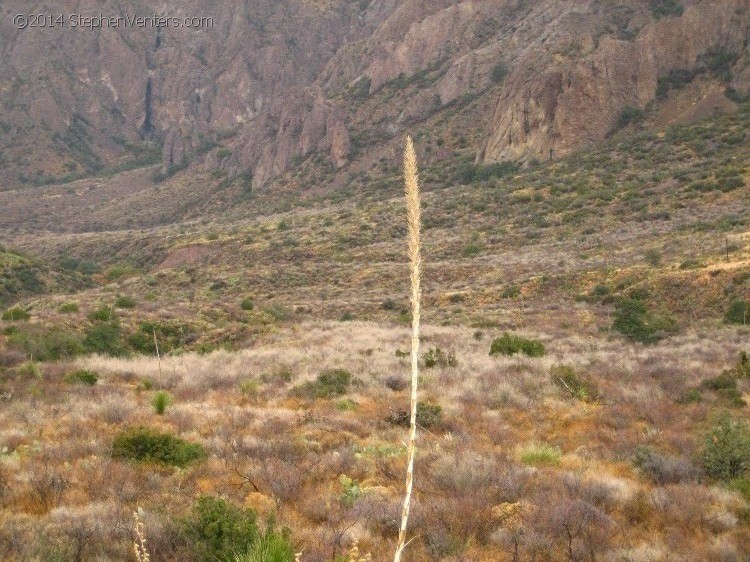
[0,0,747,193]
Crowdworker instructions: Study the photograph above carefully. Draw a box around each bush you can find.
[490,62,508,83]
[152,391,172,415]
[644,249,662,267]
[612,106,645,133]
[422,347,458,368]
[240,298,254,311]
[517,442,561,466]
[612,297,674,344]
[115,296,137,309]
[551,365,599,402]
[292,369,353,399]
[231,525,296,562]
[183,496,259,562]
[650,0,683,19]
[724,300,747,325]
[83,322,127,356]
[58,302,79,313]
[702,411,750,481]
[633,446,700,484]
[87,306,115,322]
[64,369,98,385]
[387,402,442,428]
[2,307,30,321]
[489,333,545,357]
[112,427,207,467]
[7,327,84,361]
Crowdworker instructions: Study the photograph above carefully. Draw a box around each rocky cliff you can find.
[0,0,747,191]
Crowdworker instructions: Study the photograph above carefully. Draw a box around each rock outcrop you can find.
[0,0,747,190]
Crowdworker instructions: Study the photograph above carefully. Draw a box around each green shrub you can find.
[58,302,79,313]
[724,300,747,325]
[240,298,254,311]
[112,427,206,467]
[231,525,296,562]
[87,306,115,322]
[551,365,598,402]
[517,442,562,466]
[152,391,172,415]
[292,369,353,399]
[612,106,645,133]
[422,347,458,368]
[612,297,675,344]
[702,411,750,482]
[490,62,508,83]
[83,322,127,356]
[16,361,41,378]
[7,327,84,361]
[650,0,683,19]
[115,296,137,309]
[387,402,442,428]
[64,369,98,385]
[183,496,259,562]
[644,249,662,267]
[489,333,545,357]
[2,307,30,321]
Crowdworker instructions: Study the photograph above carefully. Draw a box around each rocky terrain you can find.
[0,0,748,191]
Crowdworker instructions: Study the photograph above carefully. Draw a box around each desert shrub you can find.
[656,67,696,99]
[58,302,79,313]
[339,311,355,321]
[725,351,749,379]
[128,320,195,354]
[612,106,644,133]
[612,296,674,344]
[292,369,353,399]
[490,62,508,83]
[115,296,136,309]
[231,525,296,562]
[83,322,127,356]
[381,298,398,311]
[700,373,746,407]
[724,300,747,325]
[152,391,172,415]
[2,307,30,321]
[64,369,98,385]
[16,360,41,378]
[87,306,115,322]
[183,496,259,562]
[489,333,545,357]
[702,411,750,481]
[551,365,599,402]
[422,347,457,368]
[388,402,442,428]
[112,427,207,467]
[384,375,407,391]
[650,0,683,19]
[633,446,700,484]
[7,327,84,361]
[501,285,520,298]
[517,442,561,466]
[240,298,254,311]
[644,249,662,267]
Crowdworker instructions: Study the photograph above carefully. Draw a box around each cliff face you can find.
[0,0,747,190]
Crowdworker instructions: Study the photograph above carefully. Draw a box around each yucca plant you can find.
[152,390,172,415]
[394,136,423,562]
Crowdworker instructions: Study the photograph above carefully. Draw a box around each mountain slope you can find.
[0,0,747,191]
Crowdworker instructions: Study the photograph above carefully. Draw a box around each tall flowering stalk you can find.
[394,135,422,562]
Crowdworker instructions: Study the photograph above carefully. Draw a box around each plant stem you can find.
[394,135,422,562]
